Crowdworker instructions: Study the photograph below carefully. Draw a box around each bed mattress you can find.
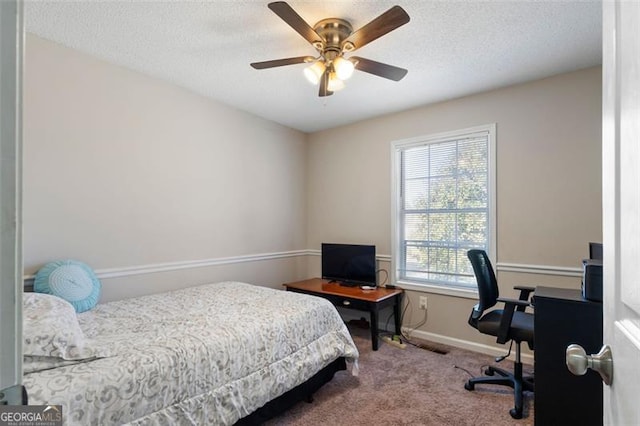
[23,281,359,425]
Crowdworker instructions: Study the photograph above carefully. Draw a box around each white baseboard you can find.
[402,327,534,364]
[337,308,533,364]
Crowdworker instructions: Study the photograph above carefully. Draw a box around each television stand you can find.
[283,278,403,351]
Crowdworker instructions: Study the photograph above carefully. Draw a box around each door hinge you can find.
[0,385,28,405]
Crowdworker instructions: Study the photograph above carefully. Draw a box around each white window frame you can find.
[390,124,497,298]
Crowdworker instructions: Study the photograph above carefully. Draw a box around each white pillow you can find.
[23,292,108,360]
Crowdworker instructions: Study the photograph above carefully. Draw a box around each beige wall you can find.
[306,67,602,352]
[23,35,309,301]
[23,33,602,354]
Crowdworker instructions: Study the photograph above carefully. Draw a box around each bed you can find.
[22,281,359,425]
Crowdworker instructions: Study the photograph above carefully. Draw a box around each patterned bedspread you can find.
[23,282,359,425]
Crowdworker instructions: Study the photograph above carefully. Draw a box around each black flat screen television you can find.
[321,243,376,286]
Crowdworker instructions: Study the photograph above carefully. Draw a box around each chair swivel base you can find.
[464,365,534,419]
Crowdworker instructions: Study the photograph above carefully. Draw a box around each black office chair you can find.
[464,249,535,419]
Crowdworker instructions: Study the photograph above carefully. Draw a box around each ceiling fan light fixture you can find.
[252,2,410,97]
[327,73,345,92]
[333,56,355,80]
[303,61,326,85]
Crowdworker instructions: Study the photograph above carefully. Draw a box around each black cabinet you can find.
[534,287,603,426]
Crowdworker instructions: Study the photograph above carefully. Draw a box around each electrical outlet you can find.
[419,296,428,310]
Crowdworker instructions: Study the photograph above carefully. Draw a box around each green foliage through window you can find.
[395,128,493,289]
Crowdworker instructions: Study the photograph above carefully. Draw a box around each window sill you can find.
[394,280,479,299]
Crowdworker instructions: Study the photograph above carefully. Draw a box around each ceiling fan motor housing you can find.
[313,18,354,60]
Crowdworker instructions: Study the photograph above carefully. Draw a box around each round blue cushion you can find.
[34,260,101,313]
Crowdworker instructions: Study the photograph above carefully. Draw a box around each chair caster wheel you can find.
[464,382,474,391]
[485,367,495,376]
[509,408,523,419]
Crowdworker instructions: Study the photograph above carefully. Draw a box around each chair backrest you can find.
[467,249,499,316]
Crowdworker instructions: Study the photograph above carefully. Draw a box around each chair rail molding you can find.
[307,249,391,263]
[496,262,582,278]
[23,251,581,284]
[24,250,314,282]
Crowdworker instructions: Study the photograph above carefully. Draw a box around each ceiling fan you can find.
[250,2,410,97]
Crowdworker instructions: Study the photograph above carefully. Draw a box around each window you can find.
[391,124,496,294]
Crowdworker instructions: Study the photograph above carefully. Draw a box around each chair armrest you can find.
[513,285,535,311]
[497,297,530,307]
[496,297,531,344]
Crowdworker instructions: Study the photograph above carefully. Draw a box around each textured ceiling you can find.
[25,0,602,133]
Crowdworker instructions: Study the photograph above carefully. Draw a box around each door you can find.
[602,1,640,423]
[0,0,24,404]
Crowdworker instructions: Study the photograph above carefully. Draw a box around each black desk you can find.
[534,286,603,426]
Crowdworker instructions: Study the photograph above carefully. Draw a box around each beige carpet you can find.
[265,325,534,426]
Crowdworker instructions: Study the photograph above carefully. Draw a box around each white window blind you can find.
[392,125,495,291]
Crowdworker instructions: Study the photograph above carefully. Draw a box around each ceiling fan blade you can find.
[251,56,314,69]
[268,2,323,46]
[342,6,410,51]
[351,56,408,81]
[318,69,333,97]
